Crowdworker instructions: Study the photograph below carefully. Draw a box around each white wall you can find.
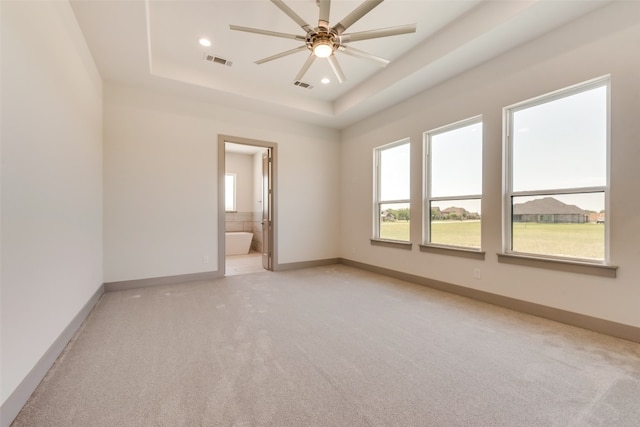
[104,83,340,282]
[225,152,254,212]
[340,2,640,328]
[0,0,103,406]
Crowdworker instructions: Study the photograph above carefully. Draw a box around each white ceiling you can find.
[70,0,610,129]
[226,142,267,155]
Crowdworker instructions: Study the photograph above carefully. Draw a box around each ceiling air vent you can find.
[294,80,313,89]
[203,54,233,66]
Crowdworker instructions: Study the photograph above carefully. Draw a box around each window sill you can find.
[419,244,485,260]
[497,253,617,278]
[370,239,413,250]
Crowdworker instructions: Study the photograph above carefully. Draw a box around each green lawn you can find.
[380,221,411,241]
[512,222,604,260]
[380,220,481,247]
[430,220,481,248]
[380,221,604,260]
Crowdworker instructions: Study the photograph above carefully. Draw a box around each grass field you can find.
[512,222,604,260]
[379,221,411,241]
[380,221,604,259]
[430,220,481,248]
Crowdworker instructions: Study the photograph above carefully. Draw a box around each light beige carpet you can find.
[13,265,640,426]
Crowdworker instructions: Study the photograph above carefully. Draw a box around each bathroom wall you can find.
[225,151,261,251]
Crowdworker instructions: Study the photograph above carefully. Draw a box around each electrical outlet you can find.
[202,255,210,264]
[473,268,481,279]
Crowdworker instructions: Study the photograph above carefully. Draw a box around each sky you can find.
[511,84,606,212]
[378,82,607,214]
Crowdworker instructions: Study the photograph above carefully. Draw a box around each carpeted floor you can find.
[13,265,640,426]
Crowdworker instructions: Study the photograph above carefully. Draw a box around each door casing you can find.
[218,135,277,275]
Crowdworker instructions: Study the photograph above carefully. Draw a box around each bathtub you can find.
[225,232,253,256]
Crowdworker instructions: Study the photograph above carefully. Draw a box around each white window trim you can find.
[502,76,611,264]
[373,138,411,242]
[423,115,483,250]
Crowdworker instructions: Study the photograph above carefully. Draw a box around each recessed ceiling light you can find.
[199,38,212,47]
[321,77,330,84]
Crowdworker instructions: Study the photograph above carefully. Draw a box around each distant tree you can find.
[397,208,410,221]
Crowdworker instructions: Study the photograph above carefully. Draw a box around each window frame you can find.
[503,76,611,264]
[373,138,411,243]
[423,116,483,251]
[225,172,237,212]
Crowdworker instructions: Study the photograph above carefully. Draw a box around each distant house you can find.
[434,206,480,220]
[588,211,605,223]
[513,197,588,223]
[380,210,395,222]
[441,207,467,218]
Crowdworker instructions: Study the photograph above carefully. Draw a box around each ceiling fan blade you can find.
[338,45,389,67]
[294,54,317,82]
[229,25,305,41]
[255,46,308,64]
[340,24,416,43]
[332,0,384,34]
[271,0,313,33]
[327,55,345,83]
[318,0,331,28]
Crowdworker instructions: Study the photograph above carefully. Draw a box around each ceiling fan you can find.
[230,0,416,84]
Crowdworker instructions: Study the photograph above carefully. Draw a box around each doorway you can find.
[218,135,276,276]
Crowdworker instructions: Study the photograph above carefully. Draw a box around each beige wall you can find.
[1,0,103,405]
[103,83,341,282]
[340,2,640,328]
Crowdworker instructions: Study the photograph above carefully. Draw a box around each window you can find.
[374,139,411,242]
[504,77,609,262]
[424,117,483,249]
[225,173,236,212]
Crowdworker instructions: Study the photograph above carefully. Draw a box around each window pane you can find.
[431,122,482,197]
[511,193,604,260]
[225,174,235,211]
[512,85,607,192]
[380,143,410,201]
[379,203,410,241]
[430,199,481,248]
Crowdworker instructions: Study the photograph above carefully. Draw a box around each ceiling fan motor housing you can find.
[306,28,339,57]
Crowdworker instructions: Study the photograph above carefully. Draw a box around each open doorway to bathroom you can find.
[218,135,276,276]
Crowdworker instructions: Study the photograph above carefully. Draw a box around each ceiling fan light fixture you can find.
[229,0,417,82]
[313,41,333,58]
